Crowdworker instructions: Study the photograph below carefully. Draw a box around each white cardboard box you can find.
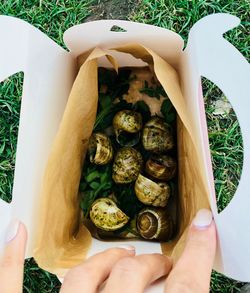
[0,13,249,292]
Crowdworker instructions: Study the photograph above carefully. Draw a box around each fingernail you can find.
[193,209,213,229]
[5,219,20,243]
[117,244,136,251]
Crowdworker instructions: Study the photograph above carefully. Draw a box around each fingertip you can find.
[189,218,217,247]
[5,220,27,245]
[192,208,213,229]
[189,209,217,245]
[18,222,28,239]
[187,213,216,257]
[190,218,216,235]
[14,222,27,245]
[117,244,136,254]
[90,246,136,262]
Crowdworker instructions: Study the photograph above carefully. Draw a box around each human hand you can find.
[0,208,216,293]
[61,208,216,292]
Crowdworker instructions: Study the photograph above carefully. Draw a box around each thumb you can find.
[165,209,217,293]
[0,220,27,293]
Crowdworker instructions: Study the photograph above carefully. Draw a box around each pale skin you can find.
[0,210,216,293]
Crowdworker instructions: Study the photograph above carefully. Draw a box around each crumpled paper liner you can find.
[34,44,210,275]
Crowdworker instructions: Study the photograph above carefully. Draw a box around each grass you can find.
[0,0,249,292]
[0,73,22,203]
[202,78,244,214]
[204,80,245,292]
[0,0,95,48]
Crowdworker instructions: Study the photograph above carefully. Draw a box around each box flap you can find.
[63,19,184,69]
[183,13,250,281]
[0,16,75,258]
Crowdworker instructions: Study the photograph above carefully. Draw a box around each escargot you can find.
[90,198,129,231]
[135,174,171,207]
[142,116,174,153]
[97,218,138,239]
[112,147,143,184]
[136,207,173,241]
[145,154,177,181]
[113,110,142,146]
[88,132,113,165]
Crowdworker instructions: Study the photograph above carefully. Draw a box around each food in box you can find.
[80,67,177,241]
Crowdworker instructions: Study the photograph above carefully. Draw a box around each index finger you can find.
[61,246,136,293]
[104,253,172,293]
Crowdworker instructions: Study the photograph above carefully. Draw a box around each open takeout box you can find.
[0,13,249,291]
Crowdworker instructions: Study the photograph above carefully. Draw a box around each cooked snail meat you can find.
[142,116,174,153]
[112,147,143,184]
[90,198,129,231]
[113,110,142,146]
[88,132,113,165]
[145,154,177,181]
[136,207,173,241]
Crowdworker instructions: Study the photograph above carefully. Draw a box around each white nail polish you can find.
[5,219,20,243]
[117,244,135,251]
[193,209,213,229]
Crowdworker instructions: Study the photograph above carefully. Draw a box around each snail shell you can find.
[135,174,170,207]
[142,116,174,153]
[113,110,142,146]
[136,207,173,241]
[97,218,138,239]
[90,198,129,231]
[88,132,113,165]
[112,147,143,184]
[145,154,177,181]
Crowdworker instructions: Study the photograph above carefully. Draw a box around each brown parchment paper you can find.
[34,44,210,274]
